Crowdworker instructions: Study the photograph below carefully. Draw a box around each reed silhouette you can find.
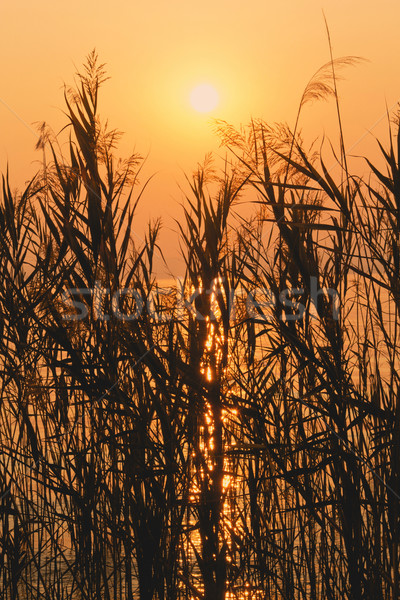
[0,50,399,600]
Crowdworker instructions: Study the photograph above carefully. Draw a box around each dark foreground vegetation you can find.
[0,52,400,600]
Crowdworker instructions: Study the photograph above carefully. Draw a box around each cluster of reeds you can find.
[0,50,399,600]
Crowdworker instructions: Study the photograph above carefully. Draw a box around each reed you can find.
[0,50,399,600]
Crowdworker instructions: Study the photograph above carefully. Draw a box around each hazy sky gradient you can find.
[1,1,399,272]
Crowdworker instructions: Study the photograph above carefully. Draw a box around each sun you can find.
[190,83,219,113]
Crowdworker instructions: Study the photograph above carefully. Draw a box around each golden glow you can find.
[190,84,219,113]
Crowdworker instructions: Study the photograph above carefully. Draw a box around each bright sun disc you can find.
[190,84,219,113]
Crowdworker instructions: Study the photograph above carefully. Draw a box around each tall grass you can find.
[0,50,399,600]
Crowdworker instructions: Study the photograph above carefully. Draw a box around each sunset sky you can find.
[1,1,400,274]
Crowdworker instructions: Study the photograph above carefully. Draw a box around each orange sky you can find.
[1,1,399,275]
